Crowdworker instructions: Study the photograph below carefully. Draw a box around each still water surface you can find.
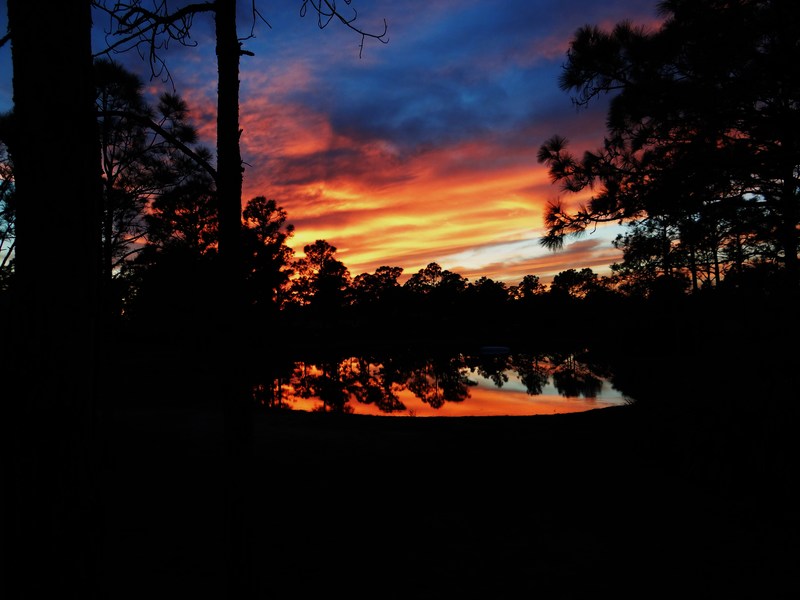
[252,349,633,416]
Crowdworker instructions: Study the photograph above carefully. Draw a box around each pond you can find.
[250,347,633,416]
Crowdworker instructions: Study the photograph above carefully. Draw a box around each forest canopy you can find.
[537,0,800,295]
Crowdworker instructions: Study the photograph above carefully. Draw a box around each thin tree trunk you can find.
[215,0,243,270]
[214,0,253,595]
[780,167,799,284]
[687,242,699,292]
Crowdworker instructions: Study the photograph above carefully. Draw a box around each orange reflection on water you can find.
[270,367,629,417]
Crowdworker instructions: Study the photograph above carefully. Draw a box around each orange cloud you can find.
[235,105,622,284]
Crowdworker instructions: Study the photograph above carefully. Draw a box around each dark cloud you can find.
[271,0,661,154]
[264,145,409,188]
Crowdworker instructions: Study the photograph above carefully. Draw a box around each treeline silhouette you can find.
[2,0,798,367]
[1,54,797,425]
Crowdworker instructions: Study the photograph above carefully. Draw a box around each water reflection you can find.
[251,350,633,416]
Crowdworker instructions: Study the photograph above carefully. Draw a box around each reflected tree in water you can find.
[252,379,285,409]
[466,353,511,388]
[293,360,354,414]
[404,355,476,409]
[510,353,550,396]
[551,354,605,398]
[341,357,406,413]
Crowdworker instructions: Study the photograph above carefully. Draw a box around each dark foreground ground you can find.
[99,393,799,599]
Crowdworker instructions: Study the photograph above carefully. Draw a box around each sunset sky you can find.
[0,1,664,285]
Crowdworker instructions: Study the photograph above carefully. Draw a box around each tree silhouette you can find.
[0,137,14,288]
[549,268,601,300]
[551,353,604,399]
[467,351,511,388]
[405,262,469,308]
[5,1,103,594]
[510,353,550,396]
[340,356,407,413]
[290,239,351,312]
[404,262,446,295]
[95,59,210,316]
[145,155,219,253]
[610,218,690,297]
[351,265,404,306]
[292,358,355,413]
[119,166,219,344]
[509,274,544,301]
[539,1,800,290]
[404,355,475,409]
[241,196,296,314]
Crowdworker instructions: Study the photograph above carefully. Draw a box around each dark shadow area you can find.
[84,276,799,597]
[95,373,798,598]
[3,0,799,597]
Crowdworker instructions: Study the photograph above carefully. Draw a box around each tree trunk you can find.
[4,0,102,596]
[780,167,799,285]
[214,0,253,595]
[215,0,243,271]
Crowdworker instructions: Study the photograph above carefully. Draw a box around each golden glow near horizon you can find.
[237,104,624,284]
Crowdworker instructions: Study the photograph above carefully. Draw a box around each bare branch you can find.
[300,0,389,58]
[92,1,216,84]
[0,239,15,270]
[242,0,272,41]
[102,109,217,181]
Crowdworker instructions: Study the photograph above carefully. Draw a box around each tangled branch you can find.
[300,0,389,58]
[94,0,388,85]
[102,109,218,181]
[93,1,216,84]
